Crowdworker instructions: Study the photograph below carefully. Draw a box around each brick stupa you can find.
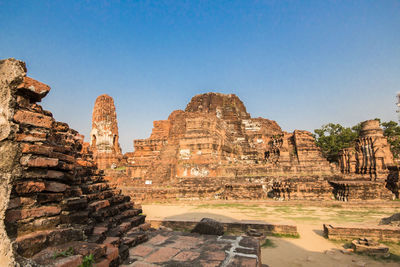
[90,94,123,170]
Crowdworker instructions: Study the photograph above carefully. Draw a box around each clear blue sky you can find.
[1,1,399,152]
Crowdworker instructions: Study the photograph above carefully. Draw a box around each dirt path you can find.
[262,224,399,267]
[142,202,400,266]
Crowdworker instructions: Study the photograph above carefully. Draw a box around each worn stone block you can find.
[15,132,47,142]
[15,181,46,194]
[89,200,110,212]
[45,181,68,192]
[145,247,180,263]
[13,110,53,128]
[16,76,50,102]
[20,155,59,168]
[6,205,61,222]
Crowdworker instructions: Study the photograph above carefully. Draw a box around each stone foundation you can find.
[323,224,400,242]
[148,219,298,236]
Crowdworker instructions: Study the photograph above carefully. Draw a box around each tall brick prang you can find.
[90,94,123,170]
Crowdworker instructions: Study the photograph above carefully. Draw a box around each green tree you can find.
[314,123,358,162]
[381,120,400,158]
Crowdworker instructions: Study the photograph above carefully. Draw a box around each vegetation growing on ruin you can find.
[261,238,277,248]
[314,119,400,162]
[78,254,94,267]
[381,120,400,158]
[270,233,300,238]
[52,247,75,259]
[313,123,359,162]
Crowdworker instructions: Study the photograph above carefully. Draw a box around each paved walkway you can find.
[122,230,261,267]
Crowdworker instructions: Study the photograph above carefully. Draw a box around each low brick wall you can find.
[323,224,400,242]
[149,219,298,236]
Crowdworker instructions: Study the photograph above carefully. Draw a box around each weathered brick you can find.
[6,205,61,222]
[20,155,58,168]
[57,161,75,171]
[60,211,89,224]
[45,181,68,192]
[22,169,65,179]
[89,200,110,212]
[21,143,53,155]
[14,110,53,128]
[227,256,258,267]
[15,181,46,194]
[7,197,35,209]
[15,228,83,257]
[76,159,94,167]
[105,244,119,261]
[15,132,47,142]
[47,170,65,179]
[17,216,60,236]
[146,234,169,246]
[205,251,226,261]
[37,193,64,203]
[173,251,200,261]
[61,197,88,210]
[16,76,50,102]
[129,245,154,257]
[145,247,180,263]
[51,151,75,163]
[15,230,48,257]
[53,255,83,267]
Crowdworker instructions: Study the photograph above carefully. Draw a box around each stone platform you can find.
[122,230,261,266]
[323,224,400,242]
[148,219,298,236]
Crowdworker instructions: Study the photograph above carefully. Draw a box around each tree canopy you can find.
[381,120,400,158]
[313,123,359,162]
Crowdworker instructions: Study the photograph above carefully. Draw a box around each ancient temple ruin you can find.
[108,93,398,202]
[118,93,338,201]
[90,94,124,170]
[0,59,147,266]
[126,93,334,181]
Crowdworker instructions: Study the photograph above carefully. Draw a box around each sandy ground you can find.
[142,201,400,267]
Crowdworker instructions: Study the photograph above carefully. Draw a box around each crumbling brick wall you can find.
[0,58,148,266]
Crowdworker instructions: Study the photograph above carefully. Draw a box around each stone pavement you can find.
[122,230,261,266]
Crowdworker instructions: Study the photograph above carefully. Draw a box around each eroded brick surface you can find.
[129,245,154,257]
[145,247,180,263]
[0,58,149,266]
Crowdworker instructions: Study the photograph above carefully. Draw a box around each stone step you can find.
[103,236,120,247]
[94,244,120,267]
[106,215,146,238]
[113,209,142,223]
[81,182,110,194]
[31,241,106,266]
[91,202,134,222]
[121,232,148,248]
[60,210,89,224]
[88,226,108,243]
[15,228,84,257]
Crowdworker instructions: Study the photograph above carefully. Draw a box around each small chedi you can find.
[90,94,124,170]
[338,119,394,178]
[0,59,148,266]
[329,120,397,201]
